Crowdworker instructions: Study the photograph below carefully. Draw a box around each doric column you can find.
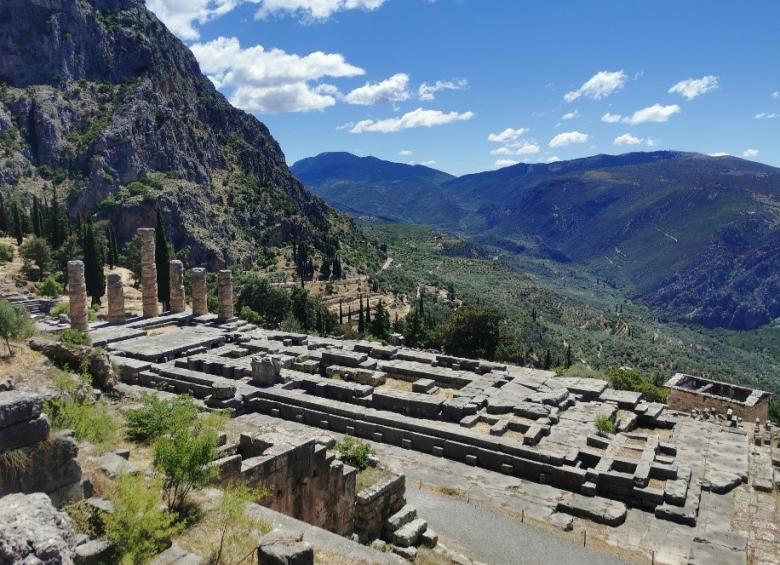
[191,268,208,316]
[138,228,159,318]
[67,260,88,331]
[169,260,185,313]
[217,270,234,321]
[107,272,125,324]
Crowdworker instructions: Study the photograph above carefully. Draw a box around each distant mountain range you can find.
[293,151,780,330]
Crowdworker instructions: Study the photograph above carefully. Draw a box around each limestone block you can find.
[217,270,234,321]
[0,391,43,429]
[251,355,282,386]
[0,415,49,451]
[191,268,208,316]
[391,518,427,547]
[257,529,313,565]
[75,538,114,565]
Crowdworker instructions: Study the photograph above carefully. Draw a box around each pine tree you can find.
[370,300,390,338]
[83,219,105,306]
[13,205,23,245]
[155,206,171,309]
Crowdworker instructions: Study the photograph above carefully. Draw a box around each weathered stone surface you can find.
[107,272,125,324]
[257,529,313,565]
[217,270,234,321]
[191,268,208,317]
[169,260,186,313]
[28,338,117,389]
[0,414,49,451]
[0,492,79,564]
[556,493,626,526]
[252,355,282,386]
[0,390,43,429]
[0,433,83,499]
[93,452,139,478]
[139,228,159,318]
[68,261,89,331]
[149,544,202,565]
[392,518,427,547]
[687,538,747,565]
[385,504,417,532]
[74,538,114,565]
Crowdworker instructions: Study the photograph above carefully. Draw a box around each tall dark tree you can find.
[83,219,105,306]
[565,345,572,368]
[543,349,552,370]
[12,205,23,245]
[365,297,371,325]
[105,226,119,268]
[357,296,365,334]
[418,292,425,322]
[155,206,171,309]
[332,255,342,280]
[0,192,6,233]
[48,186,63,249]
[370,300,390,338]
[347,305,352,323]
[31,196,42,238]
[338,302,343,325]
[319,256,331,281]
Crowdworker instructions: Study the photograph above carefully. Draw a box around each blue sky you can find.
[148,0,780,175]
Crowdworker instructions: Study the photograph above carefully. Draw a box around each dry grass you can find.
[416,546,454,565]
[355,466,393,493]
[315,547,376,564]
[472,422,492,435]
[616,447,642,461]
[380,377,413,392]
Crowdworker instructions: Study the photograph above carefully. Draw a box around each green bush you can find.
[104,474,181,565]
[605,368,667,403]
[50,302,69,317]
[334,436,374,471]
[595,415,615,436]
[45,395,117,449]
[125,393,199,443]
[59,329,91,347]
[238,305,262,325]
[0,243,13,263]
[19,236,52,280]
[236,273,291,326]
[0,300,34,357]
[36,274,63,298]
[440,304,502,360]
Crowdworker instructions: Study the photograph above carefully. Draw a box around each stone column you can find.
[217,270,234,321]
[138,228,159,318]
[107,272,125,324]
[67,260,88,331]
[169,260,185,313]
[191,268,208,316]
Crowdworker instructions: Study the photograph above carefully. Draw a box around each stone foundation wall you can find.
[667,388,769,422]
[354,474,406,540]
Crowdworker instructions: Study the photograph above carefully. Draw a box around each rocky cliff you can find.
[0,0,368,269]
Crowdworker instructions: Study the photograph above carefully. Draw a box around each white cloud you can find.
[417,160,437,167]
[399,149,412,156]
[773,91,780,99]
[561,110,578,120]
[490,141,540,156]
[487,128,528,143]
[709,152,730,157]
[418,78,468,101]
[254,0,387,21]
[668,75,718,100]
[190,36,364,112]
[344,73,410,105]
[755,112,779,119]
[614,133,643,146]
[622,103,680,125]
[348,107,474,133]
[564,70,627,102]
[546,156,561,163]
[601,112,622,123]
[549,131,589,148]
[742,148,759,158]
[147,0,240,41]
[494,159,518,168]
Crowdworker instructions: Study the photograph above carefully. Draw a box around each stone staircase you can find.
[0,291,56,318]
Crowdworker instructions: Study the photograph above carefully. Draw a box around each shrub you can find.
[334,436,374,471]
[605,368,667,403]
[19,236,52,280]
[595,415,615,436]
[59,329,91,347]
[45,395,117,449]
[236,274,290,326]
[36,274,63,298]
[104,474,181,565]
[153,417,219,511]
[440,304,502,360]
[0,301,34,357]
[0,243,12,263]
[125,394,199,443]
[211,484,272,564]
[50,302,69,317]
[238,305,262,325]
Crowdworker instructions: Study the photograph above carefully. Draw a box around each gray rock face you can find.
[0,390,44,429]
[28,338,117,389]
[0,492,79,564]
[257,530,314,565]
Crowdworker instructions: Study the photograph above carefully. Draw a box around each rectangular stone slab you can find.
[0,391,43,429]
[108,326,225,361]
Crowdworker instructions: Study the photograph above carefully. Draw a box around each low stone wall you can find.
[354,473,406,540]
[667,388,769,423]
[0,390,84,506]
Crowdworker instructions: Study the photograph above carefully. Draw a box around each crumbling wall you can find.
[667,388,769,423]
[354,474,406,540]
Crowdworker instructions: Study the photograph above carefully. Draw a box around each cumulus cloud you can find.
[494,159,518,168]
[614,133,644,146]
[668,75,718,100]
[399,149,412,156]
[254,0,387,21]
[348,107,474,133]
[487,128,528,143]
[189,36,364,112]
[490,141,540,156]
[742,148,759,158]
[147,0,240,41]
[622,103,680,125]
[344,73,410,105]
[564,70,627,102]
[418,78,468,101]
[601,112,622,123]
[709,152,730,157]
[549,131,589,148]
[561,110,578,120]
[413,160,437,167]
[773,91,779,99]
[755,112,779,119]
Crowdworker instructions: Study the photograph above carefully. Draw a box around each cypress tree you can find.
[83,219,105,306]
[543,349,552,370]
[418,293,425,321]
[0,193,6,233]
[565,345,572,368]
[48,186,63,249]
[365,298,371,325]
[13,205,23,245]
[31,196,42,237]
[105,227,115,268]
[155,206,171,309]
[339,302,343,325]
[357,296,365,334]
[347,305,352,322]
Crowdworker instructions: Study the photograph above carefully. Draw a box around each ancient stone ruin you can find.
[67,260,88,331]
[138,227,159,318]
[665,373,773,423]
